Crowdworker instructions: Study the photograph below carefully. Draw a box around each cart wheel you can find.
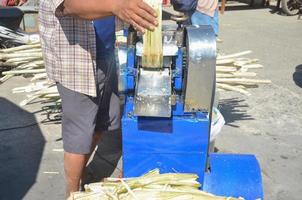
[281,0,300,15]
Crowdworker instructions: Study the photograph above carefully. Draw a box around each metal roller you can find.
[184,25,216,113]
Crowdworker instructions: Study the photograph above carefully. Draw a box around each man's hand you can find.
[62,0,158,32]
[113,0,158,33]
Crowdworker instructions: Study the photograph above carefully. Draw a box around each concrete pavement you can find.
[217,5,302,200]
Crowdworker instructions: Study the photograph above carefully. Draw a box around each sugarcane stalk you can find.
[216,73,235,78]
[0,74,14,83]
[35,86,57,95]
[234,59,259,67]
[216,72,257,78]
[19,86,56,106]
[217,83,251,96]
[216,59,235,65]
[72,169,242,200]
[142,0,163,68]
[232,72,257,77]
[12,81,50,93]
[216,66,237,72]
[5,57,42,64]
[19,94,40,106]
[0,49,42,60]
[0,52,42,60]
[2,69,46,75]
[142,168,160,177]
[216,38,223,43]
[43,93,60,98]
[11,48,42,54]
[120,179,139,200]
[32,60,44,66]
[217,78,271,84]
[0,43,41,53]
[241,64,263,69]
[15,62,44,69]
[1,64,34,83]
[0,62,18,67]
[217,88,226,92]
[115,173,200,195]
[217,50,252,60]
[31,73,48,81]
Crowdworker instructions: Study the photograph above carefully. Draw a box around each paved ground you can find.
[217,4,302,200]
[0,4,301,200]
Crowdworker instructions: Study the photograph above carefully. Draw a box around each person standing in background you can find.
[1,0,27,6]
[191,0,219,36]
[171,0,219,36]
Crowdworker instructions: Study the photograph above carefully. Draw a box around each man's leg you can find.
[64,152,86,196]
[80,54,121,186]
[64,133,102,197]
[80,132,103,186]
[64,135,102,198]
[65,135,101,198]
[56,83,101,198]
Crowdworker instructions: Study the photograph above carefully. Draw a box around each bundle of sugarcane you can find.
[12,82,59,106]
[4,42,271,107]
[142,0,163,68]
[216,50,271,96]
[0,42,44,83]
[0,41,59,106]
[71,169,242,200]
[0,25,40,48]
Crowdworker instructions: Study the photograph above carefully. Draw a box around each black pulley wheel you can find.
[281,0,300,15]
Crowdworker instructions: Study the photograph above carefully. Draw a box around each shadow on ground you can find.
[293,64,302,88]
[219,98,254,127]
[0,97,45,200]
[83,129,122,185]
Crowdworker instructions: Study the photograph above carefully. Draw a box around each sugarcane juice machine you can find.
[118,15,263,199]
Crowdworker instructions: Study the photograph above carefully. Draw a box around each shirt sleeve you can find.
[50,0,65,17]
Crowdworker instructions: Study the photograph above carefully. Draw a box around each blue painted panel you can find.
[172,101,184,116]
[122,116,209,153]
[203,153,263,200]
[122,98,210,183]
[174,48,183,91]
[122,98,209,154]
[126,76,135,91]
[126,47,136,91]
[127,47,135,69]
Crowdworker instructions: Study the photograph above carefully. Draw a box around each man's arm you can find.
[62,0,158,32]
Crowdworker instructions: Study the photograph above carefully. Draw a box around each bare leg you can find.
[65,132,103,199]
[64,152,87,199]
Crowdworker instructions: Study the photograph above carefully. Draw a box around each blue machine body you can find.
[174,48,183,91]
[126,46,136,91]
[122,99,263,200]
[122,27,263,200]
[122,98,209,183]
